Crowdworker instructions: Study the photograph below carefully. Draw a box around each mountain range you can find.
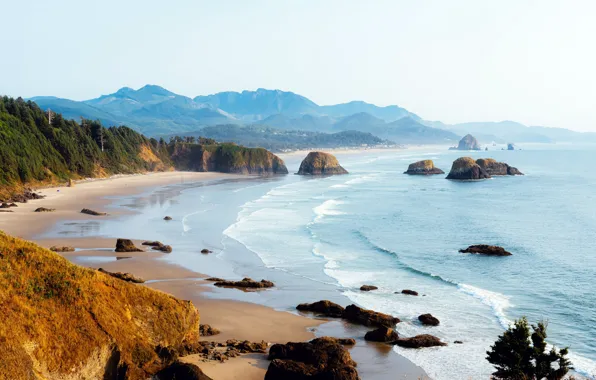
[29,85,596,145]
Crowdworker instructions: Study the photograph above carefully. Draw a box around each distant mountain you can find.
[321,101,419,122]
[257,114,336,131]
[333,112,386,131]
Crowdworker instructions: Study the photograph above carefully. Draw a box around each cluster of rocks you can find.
[98,268,145,283]
[115,238,144,252]
[205,277,275,289]
[459,244,512,256]
[34,207,55,212]
[4,189,44,203]
[49,246,75,252]
[445,157,491,180]
[199,324,220,337]
[179,339,268,363]
[297,152,348,175]
[142,240,173,253]
[297,301,399,328]
[404,156,523,180]
[0,202,17,208]
[80,208,107,216]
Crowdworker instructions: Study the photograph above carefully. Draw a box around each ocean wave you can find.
[313,199,346,223]
[457,284,513,329]
[181,207,214,233]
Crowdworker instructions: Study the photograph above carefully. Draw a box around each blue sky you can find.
[2,0,595,131]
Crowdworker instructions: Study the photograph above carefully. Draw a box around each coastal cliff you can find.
[476,158,523,176]
[170,142,288,175]
[0,231,200,380]
[404,160,444,175]
[446,157,491,180]
[297,152,348,175]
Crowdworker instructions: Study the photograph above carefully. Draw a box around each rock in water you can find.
[395,334,447,348]
[164,216,172,221]
[418,313,440,326]
[404,160,445,175]
[400,289,419,296]
[459,245,512,256]
[115,238,143,252]
[296,300,345,318]
[297,152,348,175]
[342,304,400,327]
[446,157,491,180]
[476,158,523,176]
[364,326,399,342]
[451,134,481,150]
[213,277,274,289]
[360,285,378,291]
[34,207,55,212]
[81,208,107,216]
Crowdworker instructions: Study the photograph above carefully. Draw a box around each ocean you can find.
[48,144,596,379]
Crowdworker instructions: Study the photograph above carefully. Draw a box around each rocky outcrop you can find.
[364,327,399,343]
[342,304,400,328]
[81,208,107,216]
[360,285,378,291]
[459,245,512,256]
[49,246,75,252]
[418,314,440,326]
[155,362,213,380]
[404,160,445,175]
[212,277,274,289]
[394,334,447,348]
[475,158,523,176]
[199,324,220,337]
[142,241,173,253]
[98,268,145,283]
[266,337,359,380]
[446,157,491,180]
[180,339,268,362]
[297,152,348,175]
[450,134,481,150]
[170,142,289,175]
[200,248,212,254]
[296,300,345,318]
[5,189,44,203]
[0,202,17,208]
[34,207,55,212]
[115,238,143,252]
[400,289,419,296]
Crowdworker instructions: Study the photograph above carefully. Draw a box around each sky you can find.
[2,0,596,131]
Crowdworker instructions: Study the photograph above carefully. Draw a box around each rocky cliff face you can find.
[476,158,523,176]
[297,152,348,175]
[446,157,491,180]
[404,160,444,175]
[171,142,288,175]
[452,134,481,150]
[0,232,200,380]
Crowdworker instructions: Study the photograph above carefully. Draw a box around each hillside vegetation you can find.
[0,231,200,379]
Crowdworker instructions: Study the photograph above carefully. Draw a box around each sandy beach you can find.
[0,170,429,380]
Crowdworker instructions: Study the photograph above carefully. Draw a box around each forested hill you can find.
[0,96,173,198]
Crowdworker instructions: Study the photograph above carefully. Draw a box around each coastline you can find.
[0,170,430,379]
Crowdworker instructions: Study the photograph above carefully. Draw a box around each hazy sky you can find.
[2,0,595,131]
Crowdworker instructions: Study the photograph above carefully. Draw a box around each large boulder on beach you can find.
[364,326,399,343]
[418,313,440,326]
[404,160,445,175]
[394,334,447,348]
[342,304,400,328]
[155,361,213,380]
[446,157,491,180]
[266,337,359,380]
[450,134,481,150]
[115,238,143,252]
[213,277,274,289]
[297,152,348,175]
[476,158,523,176]
[459,245,512,256]
[296,300,345,318]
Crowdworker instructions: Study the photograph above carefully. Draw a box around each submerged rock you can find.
[296,300,345,318]
[80,208,107,216]
[342,304,400,328]
[475,158,523,176]
[418,313,440,326]
[400,289,419,296]
[297,152,349,175]
[360,285,378,291]
[34,207,55,212]
[200,248,212,254]
[450,134,481,150]
[115,238,143,252]
[164,216,172,221]
[364,326,399,343]
[98,268,144,283]
[213,277,274,289]
[446,157,491,180]
[404,160,445,175]
[394,334,447,348]
[459,245,512,256]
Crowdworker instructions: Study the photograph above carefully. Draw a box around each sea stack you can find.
[507,143,515,150]
[476,158,523,176]
[404,160,444,175]
[450,134,481,150]
[297,152,348,175]
[446,157,491,180]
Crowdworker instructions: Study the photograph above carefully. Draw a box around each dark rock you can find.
[7,189,44,203]
[400,289,418,296]
[266,337,359,380]
[454,340,464,344]
[80,208,107,216]
[164,216,172,221]
[297,152,348,175]
[213,277,274,289]
[476,158,523,176]
[446,157,491,180]
[155,361,213,380]
[205,277,225,282]
[98,268,144,283]
[404,160,445,175]
[296,300,345,318]
[394,334,447,348]
[450,134,481,150]
[418,313,440,326]
[0,202,17,208]
[34,207,55,212]
[115,238,143,252]
[200,248,212,254]
[364,327,399,343]
[143,241,173,253]
[342,304,400,328]
[459,245,512,256]
[359,285,378,291]
[49,246,75,252]
[199,324,220,337]
[156,245,172,253]
[180,339,267,362]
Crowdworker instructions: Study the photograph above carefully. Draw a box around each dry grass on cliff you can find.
[0,231,199,380]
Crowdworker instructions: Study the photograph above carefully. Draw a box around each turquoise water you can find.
[47,144,596,379]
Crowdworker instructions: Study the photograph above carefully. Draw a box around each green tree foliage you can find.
[486,317,572,380]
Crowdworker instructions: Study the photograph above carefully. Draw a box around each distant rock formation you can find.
[404,160,444,175]
[297,152,348,175]
[507,143,515,150]
[296,300,345,318]
[395,334,447,348]
[459,245,512,256]
[446,157,491,180]
[364,326,399,343]
[418,313,440,326]
[450,134,481,150]
[115,238,143,252]
[476,158,523,176]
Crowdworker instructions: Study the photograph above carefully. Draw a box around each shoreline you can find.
[0,170,430,379]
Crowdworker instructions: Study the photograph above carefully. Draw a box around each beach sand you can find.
[0,171,429,379]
